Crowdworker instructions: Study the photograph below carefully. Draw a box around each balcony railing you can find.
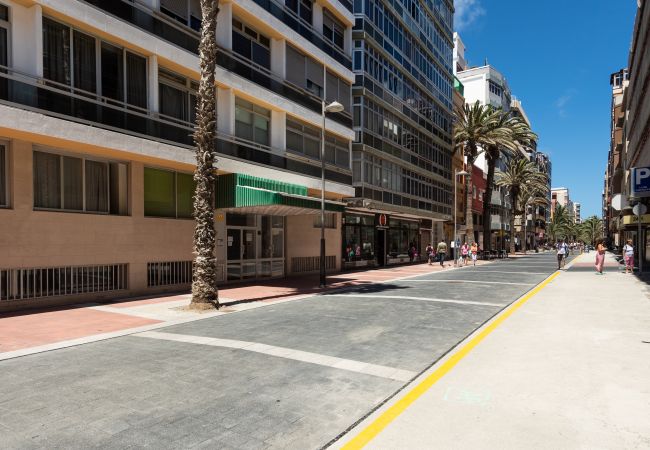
[0,66,351,186]
[218,49,352,128]
[82,0,351,69]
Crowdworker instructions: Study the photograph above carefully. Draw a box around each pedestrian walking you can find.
[425,243,434,265]
[470,242,478,267]
[437,239,447,268]
[623,239,634,274]
[595,239,606,274]
[460,242,469,267]
[556,239,568,269]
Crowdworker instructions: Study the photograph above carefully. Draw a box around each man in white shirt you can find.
[556,239,568,269]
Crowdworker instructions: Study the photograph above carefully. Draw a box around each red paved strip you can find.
[0,308,161,352]
[109,294,191,309]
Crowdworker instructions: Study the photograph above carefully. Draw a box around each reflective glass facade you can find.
[352,0,454,218]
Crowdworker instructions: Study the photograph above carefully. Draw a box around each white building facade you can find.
[0,0,356,310]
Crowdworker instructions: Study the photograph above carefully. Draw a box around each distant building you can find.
[573,203,581,224]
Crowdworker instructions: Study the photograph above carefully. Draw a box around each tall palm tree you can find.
[548,205,571,243]
[453,101,503,244]
[581,216,603,245]
[190,0,220,310]
[481,113,536,252]
[496,157,548,253]
[517,183,549,251]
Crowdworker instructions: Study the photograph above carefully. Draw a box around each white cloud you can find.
[554,89,577,118]
[455,0,486,32]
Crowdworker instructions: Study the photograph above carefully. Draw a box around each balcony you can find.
[0,66,351,186]
[218,49,352,128]
[82,0,351,69]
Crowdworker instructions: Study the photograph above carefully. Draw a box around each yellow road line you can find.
[341,270,561,450]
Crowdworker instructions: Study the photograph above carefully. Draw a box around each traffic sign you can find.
[633,203,648,216]
[631,167,650,197]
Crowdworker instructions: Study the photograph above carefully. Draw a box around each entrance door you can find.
[377,229,386,266]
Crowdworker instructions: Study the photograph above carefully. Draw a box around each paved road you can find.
[0,253,565,449]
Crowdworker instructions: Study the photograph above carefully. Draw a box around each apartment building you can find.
[342,0,455,268]
[0,0,357,310]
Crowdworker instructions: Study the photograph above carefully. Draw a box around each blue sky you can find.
[454,0,638,218]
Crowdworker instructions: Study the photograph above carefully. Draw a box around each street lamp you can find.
[454,169,469,265]
[320,99,344,288]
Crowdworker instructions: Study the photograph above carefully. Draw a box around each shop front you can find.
[342,212,424,268]
[217,173,344,281]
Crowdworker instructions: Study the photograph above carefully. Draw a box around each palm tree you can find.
[517,184,549,251]
[481,113,537,252]
[548,205,571,243]
[581,216,603,245]
[453,101,504,244]
[190,0,220,310]
[496,156,548,253]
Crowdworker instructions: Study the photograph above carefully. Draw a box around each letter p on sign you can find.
[632,167,650,197]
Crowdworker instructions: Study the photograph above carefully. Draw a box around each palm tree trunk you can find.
[190,0,220,309]
[482,151,496,252]
[509,187,518,254]
[464,166,474,243]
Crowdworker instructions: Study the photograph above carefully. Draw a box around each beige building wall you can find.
[285,213,342,275]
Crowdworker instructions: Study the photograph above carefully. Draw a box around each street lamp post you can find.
[454,170,469,265]
[320,99,344,288]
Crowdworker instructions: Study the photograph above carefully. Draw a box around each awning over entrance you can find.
[216,173,345,216]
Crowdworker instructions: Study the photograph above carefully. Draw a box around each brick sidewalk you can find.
[0,259,490,354]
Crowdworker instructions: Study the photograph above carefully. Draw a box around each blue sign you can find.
[631,167,650,197]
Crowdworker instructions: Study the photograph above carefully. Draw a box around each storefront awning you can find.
[216,173,345,215]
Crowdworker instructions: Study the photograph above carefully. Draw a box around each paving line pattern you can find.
[135,331,416,382]
[325,294,504,308]
[400,279,535,286]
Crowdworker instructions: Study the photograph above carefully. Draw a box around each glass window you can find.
[34,150,126,214]
[85,160,109,212]
[287,118,322,160]
[323,10,345,50]
[232,19,270,68]
[101,42,123,102]
[73,31,97,93]
[126,52,147,108]
[159,68,198,123]
[43,18,70,85]
[285,0,312,23]
[0,144,6,206]
[176,172,195,218]
[144,167,176,217]
[235,97,270,146]
[160,0,202,31]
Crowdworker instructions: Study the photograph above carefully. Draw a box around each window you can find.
[286,118,321,160]
[158,68,198,123]
[0,3,10,72]
[43,18,147,107]
[161,0,202,31]
[285,0,312,23]
[286,44,332,100]
[33,150,128,214]
[323,10,344,50]
[326,70,351,112]
[235,97,270,146]
[232,19,270,69]
[144,167,195,218]
[489,80,502,97]
[313,213,337,228]
[0,143,7,207]
[325,134,350,169]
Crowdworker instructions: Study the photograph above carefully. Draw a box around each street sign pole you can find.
[639,207,643,273]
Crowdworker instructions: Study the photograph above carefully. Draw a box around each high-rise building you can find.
[573,202,581,224]
[0,0,357,309]
[343,0,455,267]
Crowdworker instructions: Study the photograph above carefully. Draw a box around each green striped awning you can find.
[216,173,344,215]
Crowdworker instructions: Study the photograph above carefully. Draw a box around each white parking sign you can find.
[631,167,650,197]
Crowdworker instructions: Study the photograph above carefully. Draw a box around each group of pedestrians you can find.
[425,241,479,268]
[555,238,633,275]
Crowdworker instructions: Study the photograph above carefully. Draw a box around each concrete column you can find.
[10,140,32,212]
[217,87,235,136]
[344,26,352,55]
[313,2,324,33]
[147,55,159,112]
[130,162,144,218]
[216,2,233,50]
[270,110,286,153]
[270,38,286,79]
[11,4,42,77]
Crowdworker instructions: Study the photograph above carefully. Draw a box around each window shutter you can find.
[161,0,188,19]
[285,45,305,88]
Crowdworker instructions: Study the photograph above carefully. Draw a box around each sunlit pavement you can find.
[0,253,581,449]
[335,252,650,449]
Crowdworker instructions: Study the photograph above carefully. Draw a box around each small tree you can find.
[190,0,220,310]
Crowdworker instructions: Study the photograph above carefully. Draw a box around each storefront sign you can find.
[623,214,650,225]
[631,167,650,197]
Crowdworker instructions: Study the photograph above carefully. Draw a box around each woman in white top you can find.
[623,239,634,274]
